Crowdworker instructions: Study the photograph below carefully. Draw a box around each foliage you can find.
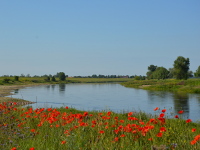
[51,76,56,82]
[146,65,157,79]
[173,56,190,80]
[152,67,169,80]
[58,72,66,81]
[134,76,141,80]
[3,78,10,83]
[1,103,200,149]
[121,78,200,93]
[44,76,50,82]
[148,65,157,72]
[14,76,19,81]
[194,66,200,77]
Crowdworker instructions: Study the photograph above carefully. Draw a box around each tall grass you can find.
[121,79,200,94]
[1,102,200,150]
[0,77,133,85]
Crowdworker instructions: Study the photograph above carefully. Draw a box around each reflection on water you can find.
[8,83,200,122]
[14,89,19,94]
[173,93,189,119]
[147,91,191,119]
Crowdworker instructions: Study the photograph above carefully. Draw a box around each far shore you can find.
[0,83,51,104]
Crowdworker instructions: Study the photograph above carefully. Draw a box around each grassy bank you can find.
[1,103,200,150]
[0,77,132,85]
[121,78,200,94]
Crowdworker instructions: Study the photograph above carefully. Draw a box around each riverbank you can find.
[0,83,52,105]
[1,103,200,149]
[121,78,200,94]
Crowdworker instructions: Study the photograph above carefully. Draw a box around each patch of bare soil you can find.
[139,85,151,88]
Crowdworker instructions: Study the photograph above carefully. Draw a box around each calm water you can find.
[8,83,200,122]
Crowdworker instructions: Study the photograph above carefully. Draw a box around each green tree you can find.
[168,68,175,78]
[173,56,190,80]
[148,65,157,72]
[58,72,66,81]
[134,76,141,80]
[14,76,19,81]
[51,76,56,81]
[194,66,200,77]
[152,67,169,80]
[188,71,193,78]
[44,76,50,82]
[146,65,157,79]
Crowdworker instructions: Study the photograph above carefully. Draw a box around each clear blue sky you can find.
[1,1,199,76]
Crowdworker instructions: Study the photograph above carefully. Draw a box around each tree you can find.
[14,76,19,81]
[173,56,190,80]
[134,76,141,80]
[148,65,157,72]
[51,76,56,81]
[194,66,200,77]
[58,72,66,81]
[146,65,157,79]
[44,76,50,82]
[168,68,175,78]
[152,67,169,80]
[188,71,193,78]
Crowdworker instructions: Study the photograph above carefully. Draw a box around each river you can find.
[8,83,200,122]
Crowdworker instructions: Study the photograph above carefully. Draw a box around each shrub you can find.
[3,78,10,83]
[14,76,19,81]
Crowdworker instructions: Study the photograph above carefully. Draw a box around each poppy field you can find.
[1,102,200,150]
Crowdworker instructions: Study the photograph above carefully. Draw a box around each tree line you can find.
[1,56,200,81]
[146,56,200,80]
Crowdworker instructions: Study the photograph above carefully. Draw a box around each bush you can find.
[14,76,19,81]
[3,78,10,83]
[51,76,56,82]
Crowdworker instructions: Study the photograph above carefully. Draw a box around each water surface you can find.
[9,83,200,122]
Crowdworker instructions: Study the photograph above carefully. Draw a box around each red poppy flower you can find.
[120,120,124,123]
[65,106,69,109]
[11,147,17,150]
[148,138,153,141]
[190,140,197,145]
[30,129,36,133]
[156,132,163,137]
[107,111,111,116]
[29,148,35,150]
[154,107,159,111]
[114,137,119,141]
[191,128,196,132]
[160,127,166,132]
[99,130,105,134]
[61,141,66,144]
[120,134,126,137]
[174,115,179,118]
[128,112,133,117]
[186,119,192,123]
[162,109,166,113]
[159,113,165,118]
[178,110,184,114]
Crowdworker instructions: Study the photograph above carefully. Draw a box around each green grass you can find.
[121,78,200,94]
[1,103,200,150]
[0,77,133,85]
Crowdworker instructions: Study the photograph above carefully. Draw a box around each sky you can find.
[0,0,200,77]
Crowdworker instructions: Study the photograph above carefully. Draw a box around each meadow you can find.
[121,78,200,94]
[1,102,200,150]
[0,77,133,85]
